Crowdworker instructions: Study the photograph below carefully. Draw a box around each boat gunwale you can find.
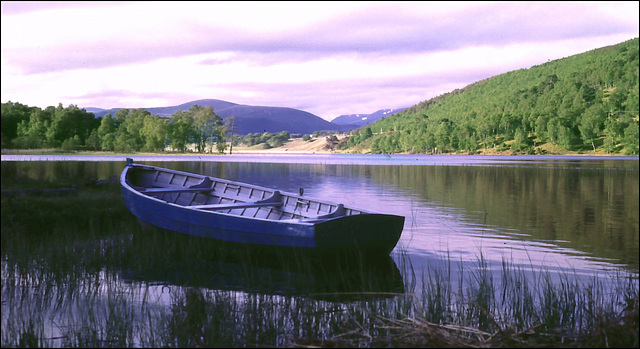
[121,162,386,224]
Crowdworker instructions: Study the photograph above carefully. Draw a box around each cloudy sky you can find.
[1,1,638,121]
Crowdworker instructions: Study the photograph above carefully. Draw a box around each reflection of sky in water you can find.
[2,154,637,286]
[213,160,637,287]
[307,176,635,289]
[3,155,637,347]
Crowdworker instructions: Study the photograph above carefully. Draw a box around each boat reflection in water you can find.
[121,226,405,301]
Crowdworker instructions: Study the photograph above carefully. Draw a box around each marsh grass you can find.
[2,178,638,347]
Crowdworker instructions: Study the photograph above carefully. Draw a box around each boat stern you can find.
[313,214,405,255]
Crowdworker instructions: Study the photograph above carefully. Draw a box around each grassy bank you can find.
[1,175,638,347]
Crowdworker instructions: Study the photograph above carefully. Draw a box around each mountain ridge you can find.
[88,99,359,135]
[85,98,407,135]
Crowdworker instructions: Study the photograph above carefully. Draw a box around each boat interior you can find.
[127,165,358,221]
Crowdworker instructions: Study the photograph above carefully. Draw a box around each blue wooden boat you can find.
[120,159,404,255]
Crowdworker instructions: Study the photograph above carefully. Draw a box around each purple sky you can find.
[1,1,638,121]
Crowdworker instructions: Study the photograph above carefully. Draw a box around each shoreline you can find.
[2,148,637,156]
[1,150,637,162]
[2,149,637,158]
[1,136,637,159]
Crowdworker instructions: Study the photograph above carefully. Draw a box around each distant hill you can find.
[90,99,353,135]
[344,38,639,155]
[331,108,408,127]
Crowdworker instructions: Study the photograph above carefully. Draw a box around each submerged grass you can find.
[1,177,638,347]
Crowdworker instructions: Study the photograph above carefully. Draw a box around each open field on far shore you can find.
[0,136,343,156]
[230,137,337,154]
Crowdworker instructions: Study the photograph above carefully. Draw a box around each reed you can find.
[1,178,638,347]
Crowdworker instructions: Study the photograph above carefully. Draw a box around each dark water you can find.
[2,154,639,289]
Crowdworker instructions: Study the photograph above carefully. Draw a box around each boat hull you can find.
[120,161,404,255]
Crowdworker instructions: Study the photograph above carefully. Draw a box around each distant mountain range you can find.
[87,99,405,136]
[331,108,408,127]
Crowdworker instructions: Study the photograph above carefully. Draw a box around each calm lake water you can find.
[2,153,638,289]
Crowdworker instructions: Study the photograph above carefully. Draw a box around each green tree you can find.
[44,104,98,147]
[260,132,272,144]
[512,128,531,153]
[85,129,100,150]
[624,84,639,115]
[268,131,290,148]
[623,120,639,155]
[140,115,168,152]
[579,105,605,151]
[61,135,82,151]
[557,124,577,151]
[114,134,137,152]
[434,122,451,153]
[361,127,373,140]
[120,109,150,150]
[168,110,195,152]
[1,101,33,148]
[243,133,261,147]
[603,116,620,154]
[216,134,228,153]
[190,105,223,153]
[12,108,52,148]
[606,87,628,112]
[98,114,117,151]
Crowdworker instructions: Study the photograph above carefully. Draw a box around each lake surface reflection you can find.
[2,154,638,290]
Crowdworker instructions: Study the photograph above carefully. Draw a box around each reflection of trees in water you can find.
[167,160,638,271]
[2,159,637,272]
[366,164,639,270]
[3,161,124,186]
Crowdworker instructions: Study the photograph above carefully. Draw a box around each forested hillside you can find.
[344,38,639,155]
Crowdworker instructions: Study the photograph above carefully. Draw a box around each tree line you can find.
[242,131,291,149]
[1,103,230,153]
[343,38,639,155]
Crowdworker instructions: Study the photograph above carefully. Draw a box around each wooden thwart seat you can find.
[296,204,346,222]
[141,187,213,194]
[189,191,283,211]
[140,177,214,194]
[191,201,284,210]
[189,177,214,189]
[316,204,345,219]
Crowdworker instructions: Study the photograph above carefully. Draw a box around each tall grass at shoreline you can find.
[2,178,638,347]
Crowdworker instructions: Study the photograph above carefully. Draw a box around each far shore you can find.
[1,136,637,158]
[2,149,636,158]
